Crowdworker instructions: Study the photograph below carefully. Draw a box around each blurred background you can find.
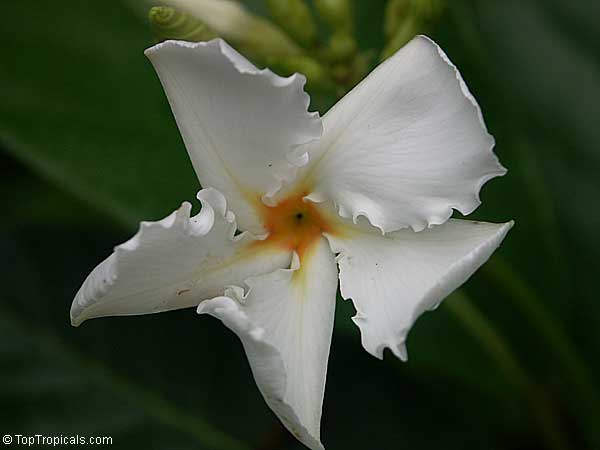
[1,0,599,449]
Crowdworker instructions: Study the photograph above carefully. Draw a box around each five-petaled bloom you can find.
[71,35,513,450]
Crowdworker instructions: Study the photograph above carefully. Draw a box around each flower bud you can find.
[325,31,357,63]
[266,0,318,48]
[268,55,334,92]
[383,0,411,40]
[347,51,373,87]
[381,14,419,60]
[149,6,217,42]
[166,0,301,58]
[412,0,444,22]
[314,0,353,32]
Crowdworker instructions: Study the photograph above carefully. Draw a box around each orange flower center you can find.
[258,193,336,260]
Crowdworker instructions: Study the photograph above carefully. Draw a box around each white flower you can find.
[71,36,512,450]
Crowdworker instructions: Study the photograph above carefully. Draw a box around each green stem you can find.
[512,138,573,303]
[484,257,600,448]
[447,291,571,450]
[0,305,250,450]
[449,3,599,446]
[451,0,597,403]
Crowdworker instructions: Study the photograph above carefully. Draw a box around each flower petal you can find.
[145,39,322,234]
[198,237,337,450]
[295,35,505,232]
[70,188,291,326]
[326,219,513,360]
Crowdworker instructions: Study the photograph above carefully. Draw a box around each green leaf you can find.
[434,0,600,445]
[0,0,198,229]
[0,225,521,449]
[0,307,250,450]
[3,0,600,447]
[0,0,514,400]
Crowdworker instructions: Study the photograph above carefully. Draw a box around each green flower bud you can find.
[384,0,412,40]
[412,0,444,22]
[381,14,419,60]
[347,51,373,87]
[149,6,217,42]
[268,55,334,92]
[325,31,357,63]
[166,0,301,58]
[266,0,318,48]
[314,0,353,32]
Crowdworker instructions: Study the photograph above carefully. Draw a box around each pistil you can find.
[259,193,335,261]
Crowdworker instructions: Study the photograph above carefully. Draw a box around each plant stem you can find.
[449,3,599,445]
[0,305,250,450]
[447,291,571,450]
[484,257,600,448]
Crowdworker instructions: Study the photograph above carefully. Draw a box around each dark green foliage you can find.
[1,0,599,448]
